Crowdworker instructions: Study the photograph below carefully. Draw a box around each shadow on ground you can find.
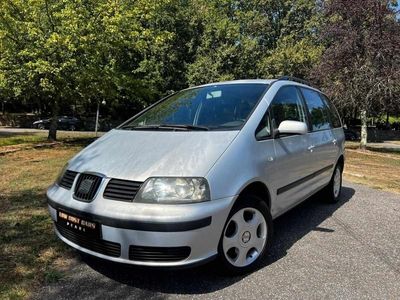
[61,137,97,147]
[39,186,355,299]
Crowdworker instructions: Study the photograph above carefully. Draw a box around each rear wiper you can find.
[122,124,209,131]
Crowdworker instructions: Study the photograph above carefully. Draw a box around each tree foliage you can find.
[186,0,322,84]
[0,0,192,139]
[0,0,399,142]
[313,0,400,147]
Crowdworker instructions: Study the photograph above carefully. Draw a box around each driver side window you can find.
[270,86,307,129]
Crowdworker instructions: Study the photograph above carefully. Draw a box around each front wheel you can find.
[218,195,273,275]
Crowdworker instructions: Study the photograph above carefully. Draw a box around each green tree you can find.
[0,0,188,140]
[187,0,323,85]
[258,0,324,78]
[1,0,327,138]
[1,0,83,139]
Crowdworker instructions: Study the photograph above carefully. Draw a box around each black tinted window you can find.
[270,86,307,129]
[321,94,342,128]
[301,88,330,131]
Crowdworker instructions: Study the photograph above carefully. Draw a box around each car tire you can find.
[217,194,273,275]
[69,125,76,131]
[38,124,45,130]
[323,164,343,204]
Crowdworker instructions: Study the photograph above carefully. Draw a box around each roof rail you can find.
[276,76,314,87]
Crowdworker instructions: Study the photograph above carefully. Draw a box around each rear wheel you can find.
[323,164,342,203]
[38,124,45,130]
[218,195,273,275]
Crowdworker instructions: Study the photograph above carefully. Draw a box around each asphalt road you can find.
[34,181,400,299]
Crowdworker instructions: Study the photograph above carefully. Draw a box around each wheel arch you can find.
[236,181,271,210]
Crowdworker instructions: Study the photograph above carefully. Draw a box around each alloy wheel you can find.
[222,207,267,267]
[333,167,341,198]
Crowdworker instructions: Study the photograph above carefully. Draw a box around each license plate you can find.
[57,210,101,238]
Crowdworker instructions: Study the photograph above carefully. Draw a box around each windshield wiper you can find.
[159,124,209,131]
[122,124,209,131]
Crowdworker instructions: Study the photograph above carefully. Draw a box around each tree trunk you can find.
[360,109,368,150]
[386,111,390,128]
[48,98,59,141]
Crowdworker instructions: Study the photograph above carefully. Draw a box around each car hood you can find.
[68,129,238,181]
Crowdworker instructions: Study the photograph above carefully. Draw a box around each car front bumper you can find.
[47,184,234,267]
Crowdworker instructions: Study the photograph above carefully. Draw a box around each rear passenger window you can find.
[300,88,330,131]
[270,86,307,129]
[321,94,342,128]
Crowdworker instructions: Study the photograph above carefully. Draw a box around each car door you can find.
[320,93,345,153]
[58,117,68,130]
[267,85,314,215]
[299,87,338,190]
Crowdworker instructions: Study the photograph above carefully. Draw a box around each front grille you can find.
[103,178,142,202]
[129,245,191,262]
[59,170,78,189]
[73,174,102,202]
[56,223,121,257]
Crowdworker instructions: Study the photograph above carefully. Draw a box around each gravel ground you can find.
[34,181,400,300]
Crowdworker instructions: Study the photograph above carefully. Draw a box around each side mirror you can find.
[275,120,308,137]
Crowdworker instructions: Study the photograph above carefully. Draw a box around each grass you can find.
[0,131,97,147]
[377,115,400,123]
[0,145,82,299]
[345,140,400,153]
[343,148,400,194]
[0,132,399,298]
[0,134,46,147]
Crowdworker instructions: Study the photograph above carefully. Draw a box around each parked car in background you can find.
[33,116,81,131]
[344,128,359,141]
[47,77,345,274]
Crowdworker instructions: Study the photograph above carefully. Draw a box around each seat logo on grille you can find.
[78,178,95,195]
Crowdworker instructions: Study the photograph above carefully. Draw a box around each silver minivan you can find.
[47,77,345,274]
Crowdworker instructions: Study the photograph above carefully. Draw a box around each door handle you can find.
[332,139,337,145]
[308,145,315,152]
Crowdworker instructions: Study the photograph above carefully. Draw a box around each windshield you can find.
[120,84,268,131]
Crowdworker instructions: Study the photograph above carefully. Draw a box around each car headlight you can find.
[135,177,210,204]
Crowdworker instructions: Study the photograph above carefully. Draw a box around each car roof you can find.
[195,79,321,92]
[199,79,274,87]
